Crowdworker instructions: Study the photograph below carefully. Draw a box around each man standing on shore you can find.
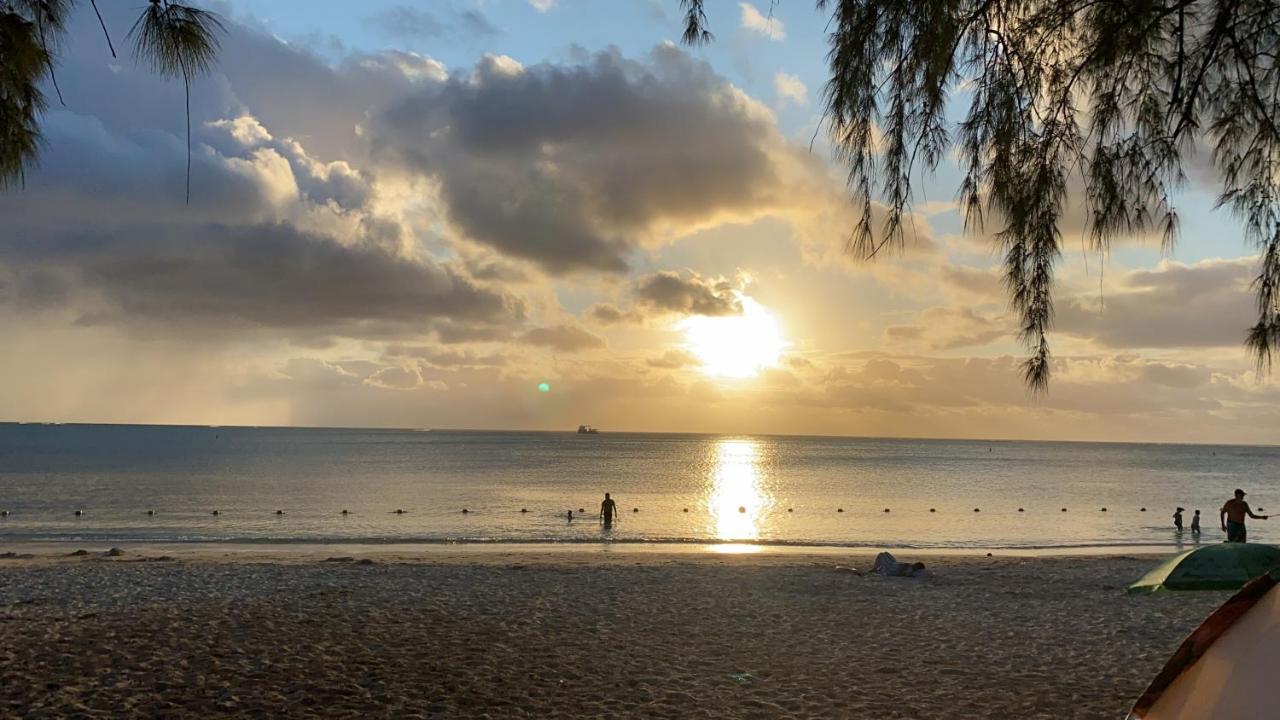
[1220,489,1269,543]
[600,492,617,528]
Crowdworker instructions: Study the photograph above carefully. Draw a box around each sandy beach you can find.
[0,546,1225,719]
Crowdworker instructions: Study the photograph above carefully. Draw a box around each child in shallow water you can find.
[1173,507,1184,532]
[1190,509,1201,534]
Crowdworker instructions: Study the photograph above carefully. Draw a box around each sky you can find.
[0,0,1276,443]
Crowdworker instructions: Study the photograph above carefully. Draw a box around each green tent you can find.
[1128,543,1280,594]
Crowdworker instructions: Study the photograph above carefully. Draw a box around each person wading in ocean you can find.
[1220,489,1270,543]
[600,492,617,528]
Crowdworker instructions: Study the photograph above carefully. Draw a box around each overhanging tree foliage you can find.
[683,0,1280,389]
[0,0,222,201]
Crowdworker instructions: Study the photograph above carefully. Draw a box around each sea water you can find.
[0,423,1275,549]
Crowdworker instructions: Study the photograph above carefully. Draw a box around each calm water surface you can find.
[0,424,1276,549]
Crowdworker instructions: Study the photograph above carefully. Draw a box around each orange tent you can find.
[1127,569,1280,719]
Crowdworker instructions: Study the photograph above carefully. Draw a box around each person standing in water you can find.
[1173,507,1184,532]
[1190,510,1201,534]
[600,492,617,528]
[1221,489,1269,543]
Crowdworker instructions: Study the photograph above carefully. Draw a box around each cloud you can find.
[586,303,644,325]
[363,5,498,41]
[529,0,555,12]
[365,365,424,389]
[774,72,807,106]
[385,345,511,367]
[1056,257,1258,349]
[0,221,520,340]
[369,46,790,274]
[520,324,606,352]
[740,3,785,40]
[364,6,443,39]
[883,307,1011,351]
[633,270,742,316]
[647,349,699,369]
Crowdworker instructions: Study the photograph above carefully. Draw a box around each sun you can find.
[681,295,788,378]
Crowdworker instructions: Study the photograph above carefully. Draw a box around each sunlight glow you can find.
[681,295,787,378]
[708,439,769,541]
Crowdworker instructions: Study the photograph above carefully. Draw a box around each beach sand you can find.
[0,547,1225,719]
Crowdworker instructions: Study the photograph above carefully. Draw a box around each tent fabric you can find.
[1126,543,1280,594]
[1127,569,1280,719]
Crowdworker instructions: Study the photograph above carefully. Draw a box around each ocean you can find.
[0,423,1276,549]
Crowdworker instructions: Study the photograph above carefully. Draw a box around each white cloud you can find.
[740,3,785,40]
[529,0,555,12]
[774,72,807,106]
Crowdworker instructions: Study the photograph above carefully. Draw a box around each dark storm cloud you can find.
[0,222,520,338]
[369,46,779,274]
[633,270,742,316]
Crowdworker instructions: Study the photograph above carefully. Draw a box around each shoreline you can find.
[0,539,1188,566]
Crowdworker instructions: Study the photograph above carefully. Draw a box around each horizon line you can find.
[0,420,1276,450]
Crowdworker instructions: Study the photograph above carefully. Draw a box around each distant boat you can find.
[577,425,600,434]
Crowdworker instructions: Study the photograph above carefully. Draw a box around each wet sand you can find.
[0,547,1224,719]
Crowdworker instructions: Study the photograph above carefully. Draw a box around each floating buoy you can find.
[683,508,688,512]
[341,509,349,515]
[394,509,405,515]
[146,509,155,516]
[787,508,793,512]
[1140,507,1147,512]
[930,508,936,512]
[1061,508,1067,512]
[275,510,284,516]
[0,510,8,516]
[738,506,746,513]
[837,508,844,513]
[1018,508,1024,512]
[461,509,469,514]
[74,510,83,516]
[520,508,528,513]
[212,510,220,516]
[974,508,980,512]
[632,508,639,513]
[883,508,890,513]
[578,508,585,513]
[1100,508,1107,512]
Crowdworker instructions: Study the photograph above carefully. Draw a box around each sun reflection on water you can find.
[708,439,771,541]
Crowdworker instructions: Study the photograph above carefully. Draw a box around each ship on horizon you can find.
[577,425,599,434]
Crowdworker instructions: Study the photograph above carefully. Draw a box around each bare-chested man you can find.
[1220,488,1269,543]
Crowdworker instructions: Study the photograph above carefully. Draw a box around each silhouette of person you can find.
[1173,507,1184,532]
[1190,509,1201,534]
[567,510,574,522]
[600,492,617,528]
[1221,488,1269,543]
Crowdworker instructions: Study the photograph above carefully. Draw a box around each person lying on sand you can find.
[870,552,926,577]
